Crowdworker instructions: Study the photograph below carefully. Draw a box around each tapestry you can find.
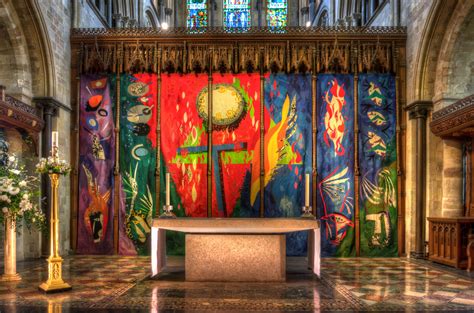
[212,74,261,217]
[263,73,312,255]
[316,74,355,257]
[358,74,398,256]
[119,73,157,255]
[160,74,209,218]
[77,74,115,254]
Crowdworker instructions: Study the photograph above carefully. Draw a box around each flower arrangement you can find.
[0,154,46,230]
[36,156,71,176]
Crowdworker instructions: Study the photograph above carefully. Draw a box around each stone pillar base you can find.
[186,234,286,282]
[410,251,427,259]
[0,273,21,282]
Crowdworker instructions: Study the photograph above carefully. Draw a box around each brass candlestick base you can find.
[38,256,71,293]
[160,205,176,218]
[301,206,315,218]
[39,173,71,293]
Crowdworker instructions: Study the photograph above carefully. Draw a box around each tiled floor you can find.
[0,256,473,312]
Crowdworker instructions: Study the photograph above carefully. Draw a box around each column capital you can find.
[33,97,70,117]
[113,13,123,27]
[128,19,137,28]
[405,100,433,120]
[164,8,173,16]
[121,16,129,28]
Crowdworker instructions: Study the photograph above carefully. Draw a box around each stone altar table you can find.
[151,218,320,282]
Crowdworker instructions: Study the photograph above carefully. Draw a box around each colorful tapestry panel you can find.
[263,74,312,255]
[224,0,251,28]
[160,74,209,218]
[316,74,355,257]
[77,74,115,254]
[212,74,261,217]
[358,74,398,257]
[187,0,208,28]
[119,74,157,255]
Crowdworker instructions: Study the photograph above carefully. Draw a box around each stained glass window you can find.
[267,0,287,27]
[224,0,251,28]
[187,0,208,28]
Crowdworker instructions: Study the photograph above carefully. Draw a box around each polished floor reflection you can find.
[0,256,473,312]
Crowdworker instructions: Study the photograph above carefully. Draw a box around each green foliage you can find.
[0,154,46,232]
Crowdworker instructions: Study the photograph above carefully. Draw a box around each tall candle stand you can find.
[301,205,315,218]
[160,172,176,218]
[301,173,315,218]
[39,142,71,293]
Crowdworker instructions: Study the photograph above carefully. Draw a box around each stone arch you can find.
[0,0,56,101]
[316,6,329,26]
[144,5,160,28]
[0,1,33,102]
[433,3,474,105]
[411,0,462,103]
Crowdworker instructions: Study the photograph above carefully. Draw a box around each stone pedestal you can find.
[185,234,286,282]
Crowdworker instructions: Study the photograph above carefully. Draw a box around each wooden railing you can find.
[428,217,474,269]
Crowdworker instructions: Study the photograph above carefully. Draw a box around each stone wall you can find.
[368,1,392,26]
[35,0,73,255]
[37,0,71,107]
[75,0,106,28]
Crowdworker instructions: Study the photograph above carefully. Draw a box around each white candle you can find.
[305,173,310,207]
[166,173,170,206]
[51,131,58,157]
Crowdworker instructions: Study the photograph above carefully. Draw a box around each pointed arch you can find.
[0,0,55,102]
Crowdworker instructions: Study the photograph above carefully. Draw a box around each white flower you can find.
[19,180,27,187]
[22,193,29,200]
[2,207,8,213]
[8,187,20,195]
[8,156,15,162]
[19,198,33,211]
[10,169,21,175]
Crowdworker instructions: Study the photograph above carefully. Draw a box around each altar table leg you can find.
[313,228,321,276]
[151,228,166,277]
[308,230,314,270]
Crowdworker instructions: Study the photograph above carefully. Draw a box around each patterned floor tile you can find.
[451,298,474,305]
[0,256,473,311]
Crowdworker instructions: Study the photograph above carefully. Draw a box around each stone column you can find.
[33,97,62,257]
[113,14,123,28]
[352,13,362,26]
[128,19,137,28]
[441,140,464,217]
[121,16,129,28]
[406,100,432,259]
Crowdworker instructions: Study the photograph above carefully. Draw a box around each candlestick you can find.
[160,172,175,218]
[166,173,170,206]
[39,173,72,292]
[51,131,59,158]
[305,173,310,207]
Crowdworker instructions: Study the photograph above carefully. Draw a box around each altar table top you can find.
[151,218,320,233]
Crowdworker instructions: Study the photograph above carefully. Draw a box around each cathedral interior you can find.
[0,0,473,312]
